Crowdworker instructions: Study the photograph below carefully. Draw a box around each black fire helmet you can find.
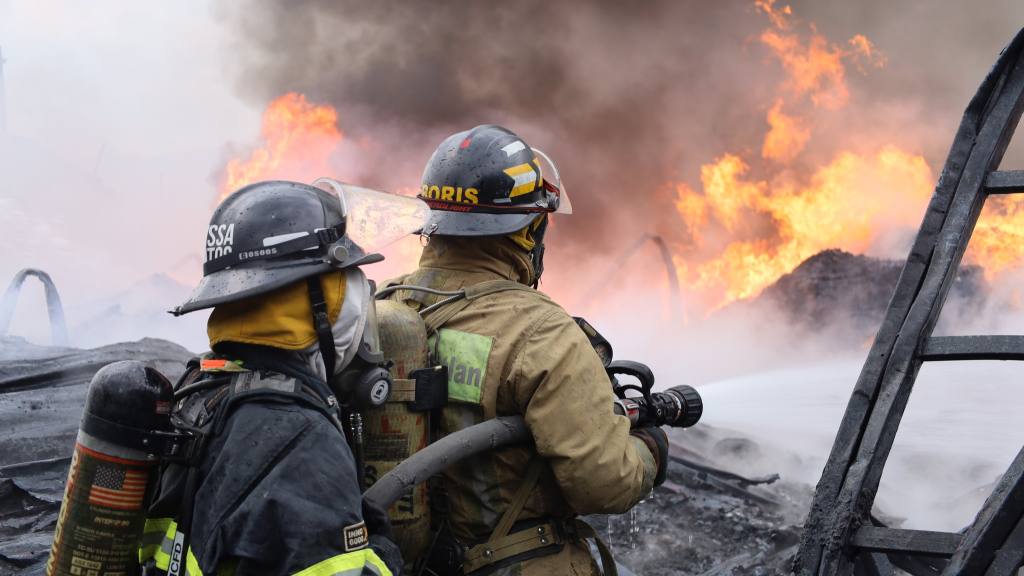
[418,124,572,237]
[172,180,382,316]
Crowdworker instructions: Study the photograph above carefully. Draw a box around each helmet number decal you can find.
[205,223,235,261]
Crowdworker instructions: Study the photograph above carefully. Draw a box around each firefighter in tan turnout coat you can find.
[385,125,668,575]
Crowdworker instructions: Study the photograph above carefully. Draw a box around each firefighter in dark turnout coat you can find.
[138,181,420,576]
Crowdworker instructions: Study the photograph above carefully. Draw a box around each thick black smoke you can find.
[214,0,1023,277]
[214,1,766,254]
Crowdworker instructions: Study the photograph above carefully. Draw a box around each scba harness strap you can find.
[461,460,558,574]
[460,461,617,576]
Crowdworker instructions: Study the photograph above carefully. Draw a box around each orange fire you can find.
[672,2,1024,309]
[219,92,342,200]
[675,148,934,304]
[971,198,1024,275]
[672,1,929,309]
[762,99,810,162]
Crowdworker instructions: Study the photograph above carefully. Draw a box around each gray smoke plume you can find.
[214,1,766,253]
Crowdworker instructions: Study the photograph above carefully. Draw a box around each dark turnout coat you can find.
[139,359,402,576]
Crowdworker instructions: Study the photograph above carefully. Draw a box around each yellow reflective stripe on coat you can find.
[293,549,392,576]
[185,547,204,576]
[153,520,179,570]
[139,517,174,563]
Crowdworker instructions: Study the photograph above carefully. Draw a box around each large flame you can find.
[671,1,931,309]
[671,1,1024,310]
[675,148,934,304]
[973,198,1024,276]
[219,92,342,200]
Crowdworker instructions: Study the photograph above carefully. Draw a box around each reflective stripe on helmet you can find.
[504,161,541,198]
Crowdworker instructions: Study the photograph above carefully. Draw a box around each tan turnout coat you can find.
[385,236,656,575]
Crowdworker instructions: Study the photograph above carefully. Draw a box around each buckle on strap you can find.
[462,522,563,574]
[151,428,202,463]
[315,226,341,244]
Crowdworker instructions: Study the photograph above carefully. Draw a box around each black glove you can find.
[631,426,669,487]
[361,498,394,540]
[362,499,403,575]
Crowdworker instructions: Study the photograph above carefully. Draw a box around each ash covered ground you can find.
[0,333,811,575]
[0,248,1009,575]
[593,424,813,576]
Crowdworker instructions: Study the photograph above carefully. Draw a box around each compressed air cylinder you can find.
[365,300,432,569]
[46,361,173,576]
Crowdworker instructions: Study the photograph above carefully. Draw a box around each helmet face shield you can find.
[175,180,425,316]
[543,180,573,215]
[532,147,572,215]
[314,179,431,252]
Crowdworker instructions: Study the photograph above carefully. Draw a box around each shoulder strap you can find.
[570,519,618,576]
[423,279,534,332]
[462,459,549,574]
[491,459,544,541]
[463,459,622,575]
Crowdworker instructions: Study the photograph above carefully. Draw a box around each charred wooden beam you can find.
[851,527,961,558]
[982,513,1024,575]
[853,552,897,576]
[984,170,1024,194]
[886,553,946,575]
[921,336,1024,361]
[796,27,1024,576]
[821,35,1024,573]
[941,445,1024,575]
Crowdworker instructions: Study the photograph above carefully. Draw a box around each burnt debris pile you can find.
[753,249,986,341]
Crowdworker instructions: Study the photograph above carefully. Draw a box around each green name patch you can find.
[435,329,493,404]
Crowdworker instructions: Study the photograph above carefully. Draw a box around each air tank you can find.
[46,361,173,576]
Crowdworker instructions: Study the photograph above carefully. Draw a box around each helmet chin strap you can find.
[307,277,337,379]
[529,215,549,288]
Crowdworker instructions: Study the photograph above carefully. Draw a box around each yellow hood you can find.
[207,271,347,351]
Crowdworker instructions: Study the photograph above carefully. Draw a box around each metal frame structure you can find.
[580,233,683,320]
[0,268,69,346]
[796,27,1024,576]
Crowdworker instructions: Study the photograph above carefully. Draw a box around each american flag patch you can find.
[88,464,147,510]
